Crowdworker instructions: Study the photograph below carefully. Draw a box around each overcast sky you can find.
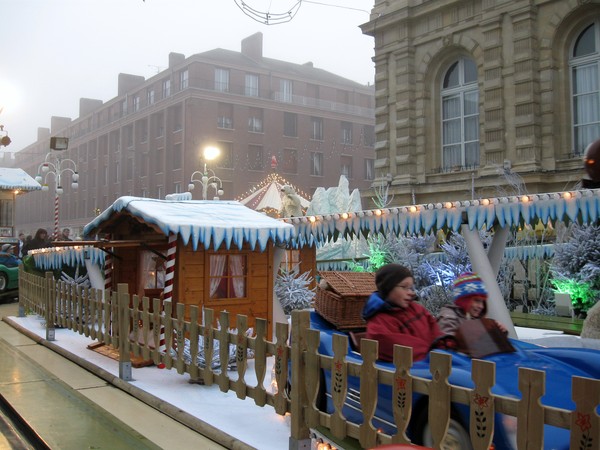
[0,0,375,153]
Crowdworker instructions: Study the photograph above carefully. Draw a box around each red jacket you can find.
[363,293,443,362]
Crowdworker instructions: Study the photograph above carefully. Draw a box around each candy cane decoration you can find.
[104,234,113,293]
[157,233,177,365]
[163,233,177,302]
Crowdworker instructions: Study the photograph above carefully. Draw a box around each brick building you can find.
[11,32,375,236]
[361,0,599,207]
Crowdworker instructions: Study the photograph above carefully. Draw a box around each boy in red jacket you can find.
[362,264,443,361]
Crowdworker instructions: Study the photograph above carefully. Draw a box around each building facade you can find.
[361,0,600,207]
[10,33,375,236]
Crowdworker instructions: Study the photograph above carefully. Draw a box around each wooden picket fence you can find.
[17,268,600,449]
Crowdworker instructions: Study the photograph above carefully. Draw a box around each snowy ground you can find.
[4,313,599,449]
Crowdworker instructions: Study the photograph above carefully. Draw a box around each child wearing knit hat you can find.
[438,272,506,335]
[362,264,444,362]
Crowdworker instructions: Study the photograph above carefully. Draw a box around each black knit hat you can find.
[375,264,413,299]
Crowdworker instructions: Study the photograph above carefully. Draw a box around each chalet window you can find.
[279,250,300,272]
[208,254,247,299]
[571,22,600,154]
[139,250,166,293]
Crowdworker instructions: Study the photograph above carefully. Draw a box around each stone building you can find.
[10,32,375,236]
[361,0,600,207]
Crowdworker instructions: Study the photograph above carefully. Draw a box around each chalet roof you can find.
[0,168,41,191]
[83,195,295,251]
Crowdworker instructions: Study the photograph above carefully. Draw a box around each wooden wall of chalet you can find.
[177,241,275,336]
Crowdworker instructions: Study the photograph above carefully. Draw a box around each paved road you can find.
[0,299,227,450]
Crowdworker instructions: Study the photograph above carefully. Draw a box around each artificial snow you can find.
[0,167,41,191]
[83,196,296,251]
[6,312,598,450]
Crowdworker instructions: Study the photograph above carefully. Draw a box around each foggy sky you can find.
[0,0,375,153]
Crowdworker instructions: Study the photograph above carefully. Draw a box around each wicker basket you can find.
[315,271,376,330]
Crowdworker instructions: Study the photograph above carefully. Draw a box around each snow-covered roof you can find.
[283,189,600,247]
[0,167,41,191]
[83,195,295,251]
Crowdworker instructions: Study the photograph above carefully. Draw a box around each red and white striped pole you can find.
[104,234,113,293]
[157,233,177,368]
[53,193,60,240]
[103,234,113,341]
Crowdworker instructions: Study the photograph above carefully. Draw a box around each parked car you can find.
[0,251,20,293]
[308,311,600,450]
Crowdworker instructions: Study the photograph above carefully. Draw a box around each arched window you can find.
[571,22,600,155]
[441,58,479,170]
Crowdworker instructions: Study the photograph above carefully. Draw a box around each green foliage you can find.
[550,223,600,313]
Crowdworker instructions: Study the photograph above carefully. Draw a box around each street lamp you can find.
[188,146,224,200]
[35,139,78,239]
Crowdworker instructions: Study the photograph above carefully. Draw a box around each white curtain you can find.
[230,255,245,298]
[210,255,227,297]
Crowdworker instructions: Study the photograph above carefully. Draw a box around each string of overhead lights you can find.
[236,172,312,207]
[279,189,598,226]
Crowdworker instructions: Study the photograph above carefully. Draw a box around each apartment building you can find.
[11,32,375,235]
[361,0,598,207]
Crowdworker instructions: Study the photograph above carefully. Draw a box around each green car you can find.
[0,252,20,293]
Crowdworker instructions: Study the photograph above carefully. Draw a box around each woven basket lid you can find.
[318,271,376,296]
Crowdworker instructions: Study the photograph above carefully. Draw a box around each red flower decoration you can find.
[395,377,407,390]
[276,346,284,358]
[576,413,592,432]
[474,393,489,409]
[335,359,343,373]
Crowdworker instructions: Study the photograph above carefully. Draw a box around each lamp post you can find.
[35,139,78,239]
[188,146,224,200]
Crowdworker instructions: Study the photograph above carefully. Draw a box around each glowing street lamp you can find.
[35,138,78,239]
[188,146,224,200]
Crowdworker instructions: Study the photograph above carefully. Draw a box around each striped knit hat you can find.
[452,272,488,314]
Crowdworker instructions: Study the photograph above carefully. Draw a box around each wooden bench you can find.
[510,311,584,335]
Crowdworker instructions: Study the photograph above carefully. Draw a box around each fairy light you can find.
[444,202,453,209]
[309,216,317,223]
[374,209,382,216]
[341,212,349,219]
[563,192,572,200]
[521,195,529,203]
[481,198,490,206]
